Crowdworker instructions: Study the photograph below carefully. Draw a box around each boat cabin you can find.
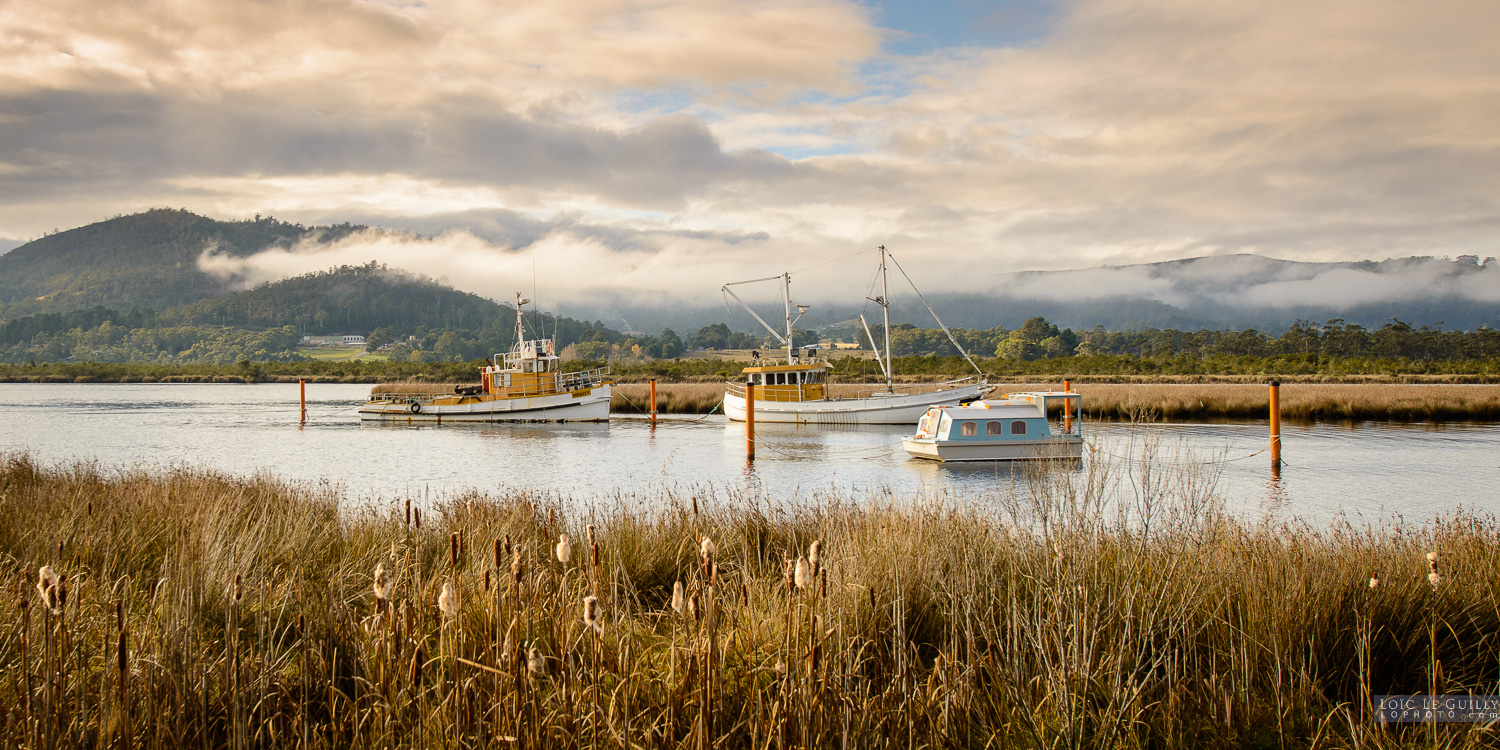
[914,392,1082,442]
[735,362,832,403]
[483,338,563,397]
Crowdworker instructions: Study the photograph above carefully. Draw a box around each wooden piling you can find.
[745,382,755,462]
[650,378,657,426]
[299,378,307,423]
[1269,380,1282,468]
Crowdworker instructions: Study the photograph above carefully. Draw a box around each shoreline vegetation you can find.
[4,452,1499,747]
[7,360,1500,422]
[362,381,1500,423]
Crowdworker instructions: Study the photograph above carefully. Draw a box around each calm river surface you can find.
[1,383,1497,522]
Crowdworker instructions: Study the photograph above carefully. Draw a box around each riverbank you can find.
[1,453,1494,748]
[611,382,1500,422]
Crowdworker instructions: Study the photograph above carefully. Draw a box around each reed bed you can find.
[4,451,1500,748]
[1068,383,1500,422]
[610,382,1500,422]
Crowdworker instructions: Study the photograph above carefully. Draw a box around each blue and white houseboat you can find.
[902,391,1083,462]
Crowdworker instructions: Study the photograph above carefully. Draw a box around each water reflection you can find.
[0,383,1496,523]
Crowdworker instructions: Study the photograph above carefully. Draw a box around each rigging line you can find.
[884,250,985,379]
[788,246,877,277]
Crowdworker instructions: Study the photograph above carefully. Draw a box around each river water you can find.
[1,383,1497,522]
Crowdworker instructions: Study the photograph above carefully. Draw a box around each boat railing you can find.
[724,382,819,403]
[558,366,611,392]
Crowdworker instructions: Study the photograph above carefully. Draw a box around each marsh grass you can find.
[7,451,1498,747]
[1072,382,1500,422]
[602,382,1500,421]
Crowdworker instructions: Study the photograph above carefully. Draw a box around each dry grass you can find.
[1069,383,1500,421]
[610,382,1500,422]
[3,450,1499,748]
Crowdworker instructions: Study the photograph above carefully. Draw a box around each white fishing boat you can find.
[360,295,611,423]
[902,391,1083,462]
[721,246,986,425]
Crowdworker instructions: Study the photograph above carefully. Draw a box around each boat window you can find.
[986,421,1003,436]
[960,421,977,437]
[776,373,786,385]
[1011,420,1027,435]
[917,416,931,434]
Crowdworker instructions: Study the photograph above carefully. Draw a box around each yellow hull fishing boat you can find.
[360,294,611,423]
[721,246,984,425]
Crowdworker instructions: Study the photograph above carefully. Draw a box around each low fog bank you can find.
[199,230,1500,334]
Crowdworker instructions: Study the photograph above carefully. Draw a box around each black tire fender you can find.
[409,401,421,413]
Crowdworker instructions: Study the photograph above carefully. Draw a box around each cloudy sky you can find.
[3,0,1499,304]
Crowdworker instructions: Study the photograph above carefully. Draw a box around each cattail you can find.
[404,497,411,526]
[699,536,715,563]
[688,592,700,622]
[808,540,822,576]
[87,500,93,517]
[373,562,392,601]
[820,567,827,598]
[493,538,503,569]
[1369,576,1379,590]
[547,507,555,527]
[414,508,421,529]
[410,647,424,685]
[1427,551,1439,574]
[586,524,596,549]
[484,569,491,592]
[1429,572,1442,588]
[37,565,61,615]
[450,532,460,567]
[511,547,525,584]
[232,573,243,606]
[794,557,811,590]
[555,534,572,564]
[527,645,545,677]
[671,581,685,615]
[691,496,699,516]
[504,533,512,558]
[582,595,603,634]
[438,581,458,617]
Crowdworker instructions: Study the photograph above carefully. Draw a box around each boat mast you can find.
[783,273,794,365]
[880,246,893,392]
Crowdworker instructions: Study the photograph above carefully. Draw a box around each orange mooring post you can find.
[650,378,658,426]
[299,378,307,424]
[745,381,756,462]
[1269,380,1282,468]
[1062,378,1073,432]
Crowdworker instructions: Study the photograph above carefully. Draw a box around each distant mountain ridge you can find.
[3,209,1497,335]
[0,209,364,317]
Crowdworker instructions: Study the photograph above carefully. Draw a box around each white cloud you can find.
[4,0,1500,290]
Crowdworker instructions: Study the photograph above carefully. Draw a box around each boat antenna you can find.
[884,249,985,378]
[514,292,530,347]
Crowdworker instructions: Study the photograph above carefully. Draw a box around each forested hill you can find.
[0,208,363,317]
[0,264,628,364]
[167,263,505,332]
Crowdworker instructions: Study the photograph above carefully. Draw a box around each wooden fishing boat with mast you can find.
[721,246,986,425]
[359,294,611,423]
